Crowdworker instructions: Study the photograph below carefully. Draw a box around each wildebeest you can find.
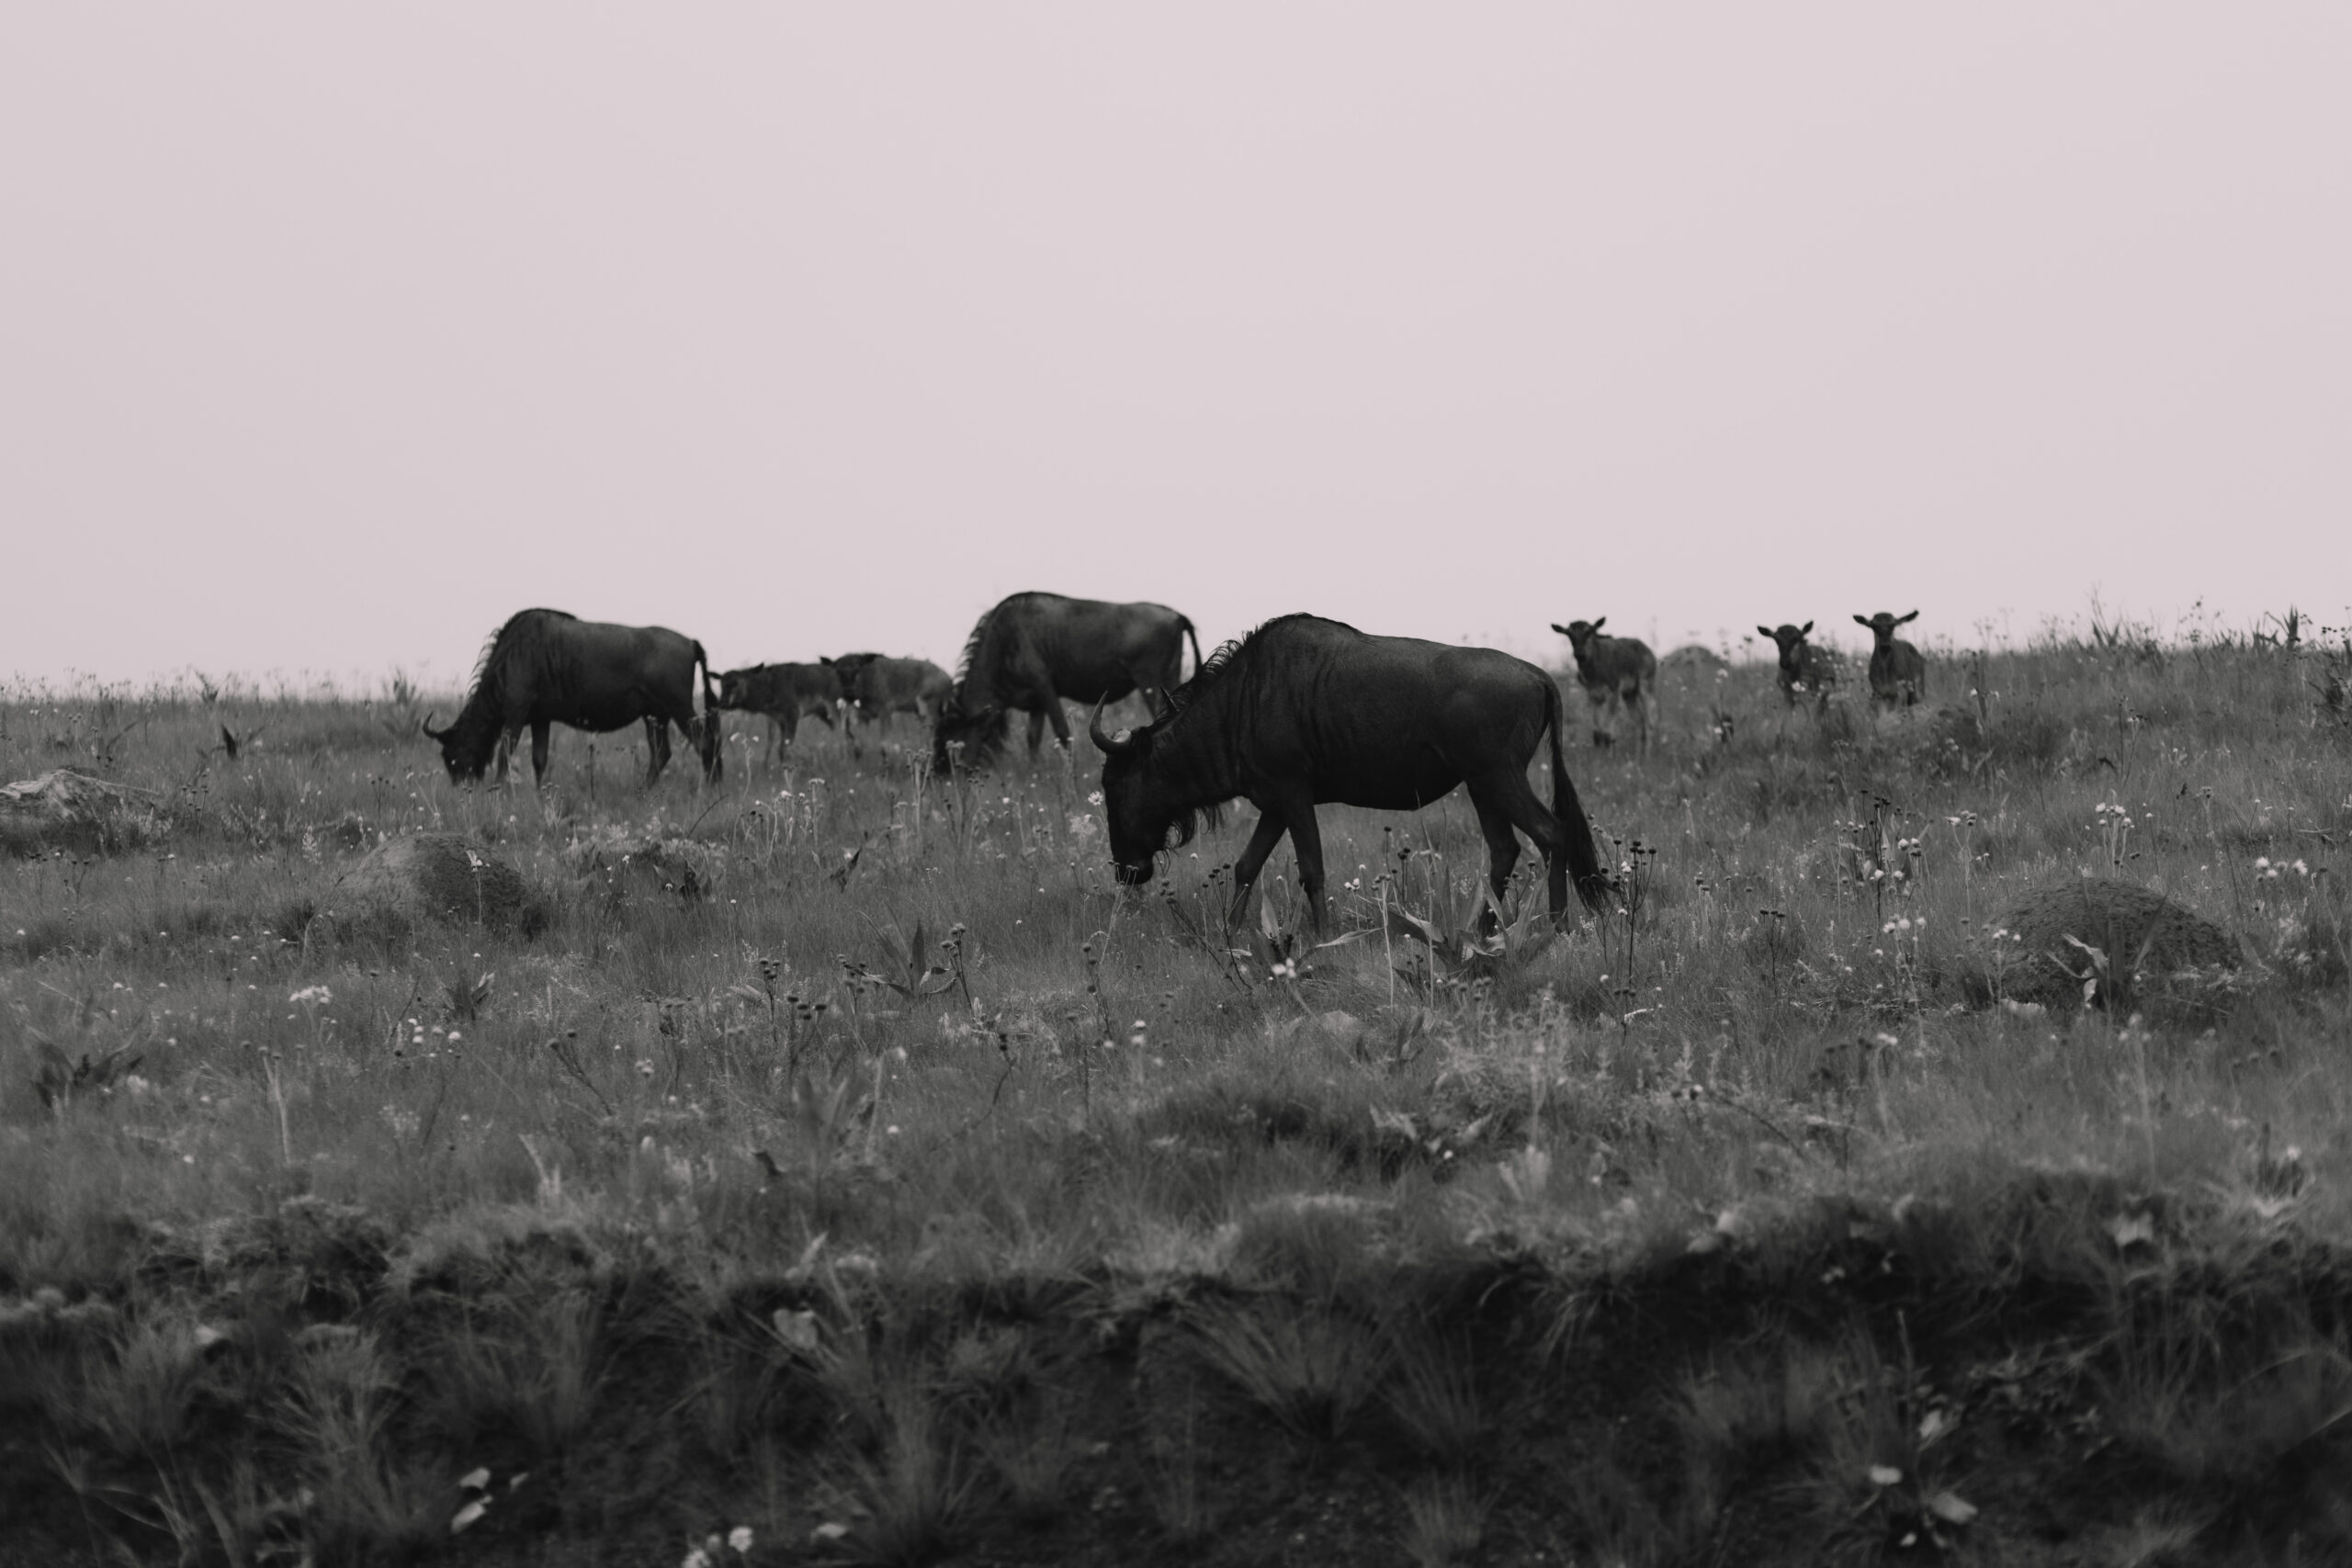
[825,653,954,734]
[1758,621,1842,711]
[933,592,1204,771]
[424,609,720,787]
[1091,615,1608,933]
[1853,610,1928,708]
[715,661,842,762]
[1550,619,1658,752]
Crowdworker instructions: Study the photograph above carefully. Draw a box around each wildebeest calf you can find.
[825,653,954,750]
[1758,621,1841,711]
[1852,611,1928,708]
[716,662,842,761]
[1551,618,1658,752]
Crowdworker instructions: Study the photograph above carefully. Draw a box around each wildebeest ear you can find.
[1853,615,1871,626]
[1757,626,1775,639]
[1590,616,1606,630]
[1897,610,1918,625]
[1550,624,1571,637]
[1799,621,1813,637]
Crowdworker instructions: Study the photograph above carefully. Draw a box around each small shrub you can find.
[1399,1472,1489,1568]
[424,1288,604,1455]
[58,1308,220,1459]
[1185,1293,1389,1444]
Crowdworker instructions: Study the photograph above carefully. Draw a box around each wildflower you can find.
[729,1526,753,1554]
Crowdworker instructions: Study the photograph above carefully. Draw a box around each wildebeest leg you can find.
[1227,811,1292,931]
[494,727,519,785]
[1025,710,1049,757]
[529,722,552,787]
[643,716,672,787]
[1469,776,1566,927]
[1284,801,1330,932]
[1040,694,1074,750]
[1588,690,1613,750]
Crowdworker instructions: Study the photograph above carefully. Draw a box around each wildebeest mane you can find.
[933,603,1017,760]
[1137,621,1337,845]
[948,602,1001,692]
[463,608,579,711]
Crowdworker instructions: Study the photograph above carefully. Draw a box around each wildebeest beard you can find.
[930,699,1010,770]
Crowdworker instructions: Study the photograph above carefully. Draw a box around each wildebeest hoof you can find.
[1592,730,1613,749]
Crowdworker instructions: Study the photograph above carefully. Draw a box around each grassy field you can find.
[4,616,2350,1566]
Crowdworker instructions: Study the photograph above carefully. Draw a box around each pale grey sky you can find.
[4,6,2345,689]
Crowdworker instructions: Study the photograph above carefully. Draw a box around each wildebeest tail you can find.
[1178,615,1204,680]
[1545,680,1608,912]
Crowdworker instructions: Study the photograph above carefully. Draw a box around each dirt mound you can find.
[1659,644,1730,673]
[568,830,725,905]
[333,832,537,932]
[1981,877,2239,1012]
[0,769,169,855]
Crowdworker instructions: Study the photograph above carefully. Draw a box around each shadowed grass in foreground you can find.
[3,621,2350,1564]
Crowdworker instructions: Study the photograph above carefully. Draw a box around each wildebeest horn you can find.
[421,709,446,740]
[1089,700,1136,756]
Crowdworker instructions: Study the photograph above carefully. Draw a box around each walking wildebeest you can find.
[825,653,953,734]
[424,609,720,787]
[1551,618,1658,752]
[1853,610,1928,708]
[1758,621,1842,711]
[715,661,842,762]
[1090,615,1608,934]
[933,592,1204,771]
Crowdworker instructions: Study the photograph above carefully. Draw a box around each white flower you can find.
[729,1528,754,1554]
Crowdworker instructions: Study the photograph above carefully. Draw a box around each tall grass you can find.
[2,619,2348,1562]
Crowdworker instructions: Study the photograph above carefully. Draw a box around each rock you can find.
[567,831,724,904]
[1659,645,1731,675]
[334,832,537,932]
[1980,877,2239,1011]
[0,769,168,854]
[1269,1010,1369,1054]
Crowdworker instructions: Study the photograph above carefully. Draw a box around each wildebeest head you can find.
[930,695,1006,773]
[1551,618,1604,656]
[1758,621,1816,675]
[1551,618,1615,679]
[715,668,758,710]
[1089,699,1197,886]
[421,710,496,784]
[1852,610,1919,648]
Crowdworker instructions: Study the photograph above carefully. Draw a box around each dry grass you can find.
[2,622,2350,1562]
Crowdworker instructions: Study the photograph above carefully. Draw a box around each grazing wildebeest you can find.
[1550,618,1658,752]
[1853,610,1928,708]
[1758,621,1842,711]
[933,592,1204,771]
[1091,615,1608,933]
[825,653,954,733]
[715,661,842,761]
[424,609,720,787]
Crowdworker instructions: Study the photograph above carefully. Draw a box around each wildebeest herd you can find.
[429,597,1928,926]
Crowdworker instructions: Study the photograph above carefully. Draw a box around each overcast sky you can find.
[5,6,2346,690]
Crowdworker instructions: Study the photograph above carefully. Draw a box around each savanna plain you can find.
[4,615,2351,1568]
